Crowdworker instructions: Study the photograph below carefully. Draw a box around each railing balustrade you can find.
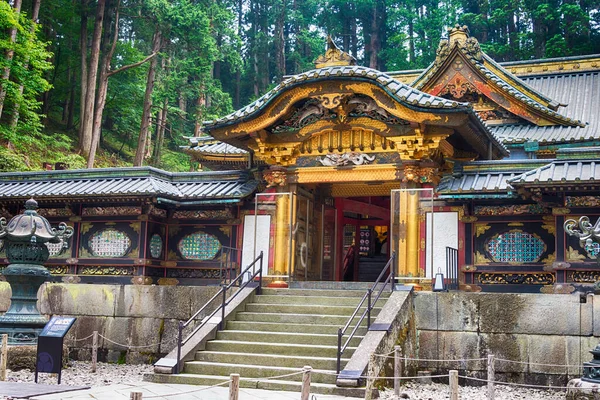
[336,252,395,374]
[176,251,264,374]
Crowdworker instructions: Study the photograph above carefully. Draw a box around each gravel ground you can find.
[4,361,152,387]
[3,362,567,399]
[380,382,566,399]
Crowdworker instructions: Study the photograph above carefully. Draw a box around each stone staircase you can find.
[148,287,389,397]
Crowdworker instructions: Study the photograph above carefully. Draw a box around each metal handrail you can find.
[336,251,395,374]
[175,251,263,373]
[219,245,240,285]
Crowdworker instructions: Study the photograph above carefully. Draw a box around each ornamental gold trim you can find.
[476,272,555,285]
[475,224,491,237]
[291,164,400,184]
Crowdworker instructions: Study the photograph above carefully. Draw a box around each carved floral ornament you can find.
[435,25,483,67]
[263,169,287,187]
[402,164,441,185]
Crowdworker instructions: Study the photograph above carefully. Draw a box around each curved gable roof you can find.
[204,65,469,131]
[412,25,584,128]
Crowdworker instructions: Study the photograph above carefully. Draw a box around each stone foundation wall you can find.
[0,282,222,364]
[414,292,597,385]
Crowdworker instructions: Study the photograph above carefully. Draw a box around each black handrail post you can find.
[220,285,227,331]
[258,251,263,295]
[337,328,342,374]
[367,288,372,328]
[176,320,183,374]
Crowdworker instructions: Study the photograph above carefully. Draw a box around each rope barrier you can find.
[98,334,174,349]
[142,379,230,398]
[373,354,487,362]
[246,370,305,382]
[70,333,94,342]
[459,374,571,390]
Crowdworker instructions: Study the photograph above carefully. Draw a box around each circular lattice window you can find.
[178,232,221,260]
[88,228,131,257]
[486,230,546,263]
[149,234,163,258]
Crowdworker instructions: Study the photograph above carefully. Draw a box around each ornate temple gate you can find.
[204,38,507,284]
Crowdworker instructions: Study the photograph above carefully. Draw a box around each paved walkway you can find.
[24,382,359,400]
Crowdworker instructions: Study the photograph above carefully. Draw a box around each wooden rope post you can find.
[301,365,312,400]
[394,346,401,398]
[229,373,240,400]
[487,354,495,400]
[449,370,459,400]
[91,331,98,373]
[0,334,7,381]
[365,354,375,400]
[130,392,142,400]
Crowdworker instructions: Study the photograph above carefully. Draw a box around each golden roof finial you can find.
[314,35,356,69]
[448,24,470,45]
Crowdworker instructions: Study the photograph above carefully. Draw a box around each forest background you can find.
[0,0,598,172]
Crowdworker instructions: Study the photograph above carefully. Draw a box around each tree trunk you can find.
[133,28,162,167]
[81,0,106,159]
[86,0,117,168]
[275,0,286,81]
[152,98,168,166]
[10,0,42,129]
[79,0,89,143]
[0,0,23,120]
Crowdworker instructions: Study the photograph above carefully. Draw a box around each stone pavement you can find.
[25,382,359,400]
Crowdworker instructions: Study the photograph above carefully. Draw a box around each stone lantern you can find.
[0,198,73,344]
[565,216,600,398]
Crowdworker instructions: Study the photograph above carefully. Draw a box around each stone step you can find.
[145,372,367,398]
[235,312,371,326]
[244,303,382,316]
[205,340,357,358]
[254,294,387,307]
[226,320,369,335]
[216,330,364,347]
[260,287,390,298]
[194,351,349,371]
[183,361,338,384]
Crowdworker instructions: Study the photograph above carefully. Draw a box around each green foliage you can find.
[2,0,600,173]
[0,2,53,148]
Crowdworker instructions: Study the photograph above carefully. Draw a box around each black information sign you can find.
[35,316,76,384]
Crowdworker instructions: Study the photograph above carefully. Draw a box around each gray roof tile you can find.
[509,160,600,185]
[0,167,257,202]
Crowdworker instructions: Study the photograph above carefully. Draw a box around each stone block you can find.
[189,286,230,320]
[417,330,485,372]
[66,315,107,350]
[39,283,117,316]
[116,285,195,320]
[514,294,590,336]
[414,292,479,332]
[127,317,163,354]
[102,317,132,351]
[481,333,528,373]
[527,334,566,374]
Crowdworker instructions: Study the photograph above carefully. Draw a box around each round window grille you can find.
[486,230,546,263]
[178,232,221,260]
[88,228,131,257]
[149,234,163,258]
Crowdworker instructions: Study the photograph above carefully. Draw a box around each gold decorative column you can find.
[274,194,290,276]
[396,189,420,276]
[406,190,420,276]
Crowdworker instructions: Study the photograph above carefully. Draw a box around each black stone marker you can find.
[35,316,76,384]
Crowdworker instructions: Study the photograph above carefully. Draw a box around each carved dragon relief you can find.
[317,152,376,166]
[270,94,408,135]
